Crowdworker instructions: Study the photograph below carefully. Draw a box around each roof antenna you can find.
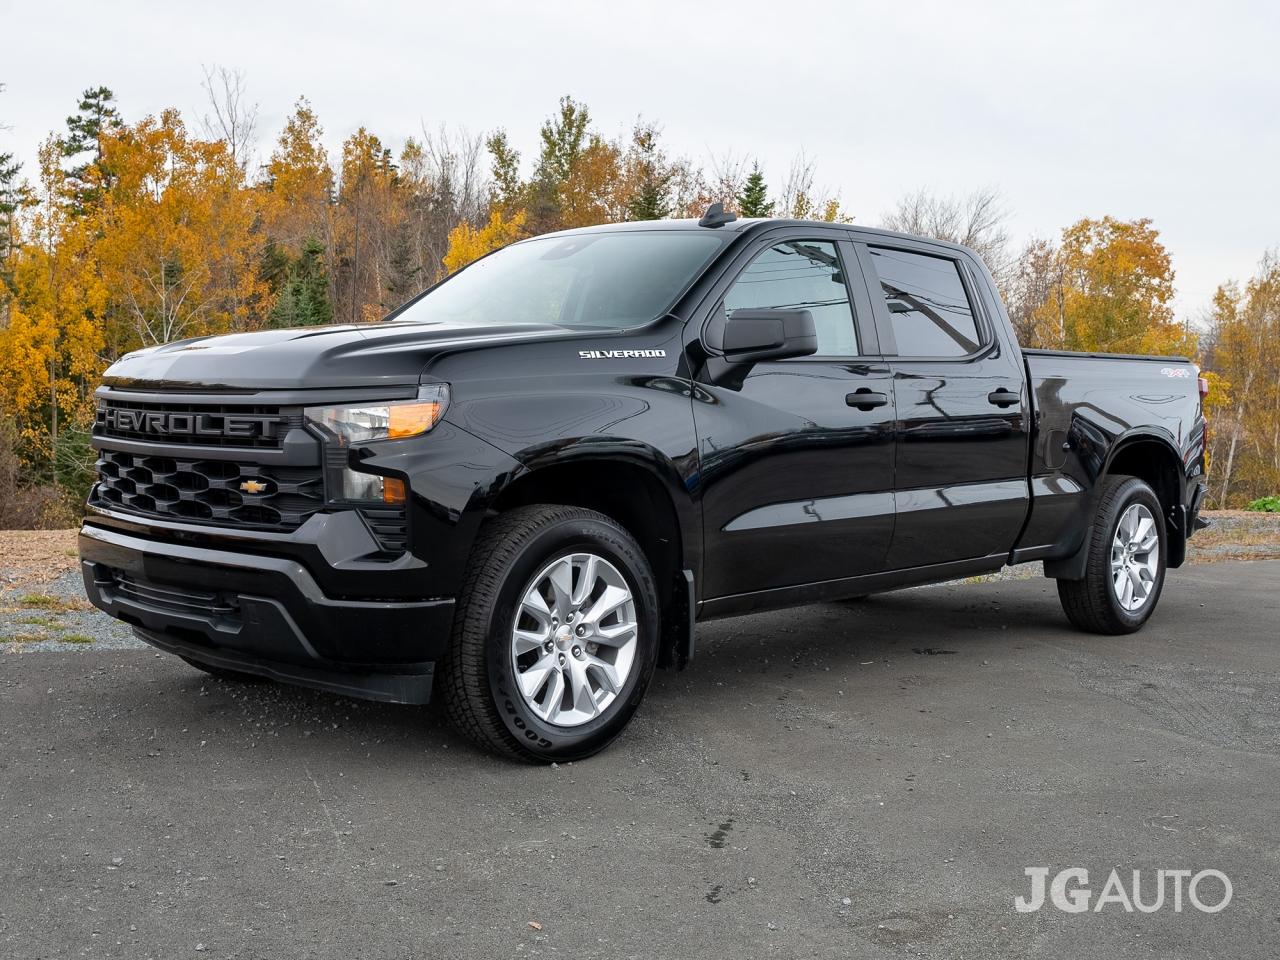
[698,202,737,228]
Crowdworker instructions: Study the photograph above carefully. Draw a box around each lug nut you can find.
[575,625,586,637]
[566,613,574,623]
[544,640,554,653]
[557,653,566,665]
[572,645,583,658]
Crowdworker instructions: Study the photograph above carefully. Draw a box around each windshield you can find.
[392,230,727,329]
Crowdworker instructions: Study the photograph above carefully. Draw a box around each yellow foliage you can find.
[443,209,528,275]
[94,110,268,344]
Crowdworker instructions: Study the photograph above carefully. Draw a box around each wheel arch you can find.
[1047,428,1189,579]
[489,447,698,668]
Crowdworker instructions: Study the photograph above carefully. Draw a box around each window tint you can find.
[724,239,858,356]
[868,247,981,357]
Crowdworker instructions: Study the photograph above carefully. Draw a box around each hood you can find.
[101,320,584,391]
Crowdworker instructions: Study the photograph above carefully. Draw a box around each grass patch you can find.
[18,593,86,613]
[17,615,62,628]
[0,632,51,644]
[58,633,94,645]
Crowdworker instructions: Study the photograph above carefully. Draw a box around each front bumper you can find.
[80,522,455,704]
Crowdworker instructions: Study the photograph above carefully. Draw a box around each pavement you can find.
[1,559,1278,959]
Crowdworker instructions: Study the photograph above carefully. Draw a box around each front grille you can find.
[92,449,324,529]
[96,399,301,449]
[91,393,411,551]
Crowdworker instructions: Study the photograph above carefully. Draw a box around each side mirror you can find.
[720,309,817,364]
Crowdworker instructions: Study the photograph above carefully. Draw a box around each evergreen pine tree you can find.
[737,164,774,218]
[625,123,673,221]
[61,86,123,214]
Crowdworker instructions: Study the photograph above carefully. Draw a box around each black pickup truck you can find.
[80,208,1209,761]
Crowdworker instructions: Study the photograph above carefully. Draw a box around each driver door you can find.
[692,230,897,602]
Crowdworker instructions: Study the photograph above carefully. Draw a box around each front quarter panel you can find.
[428,321,702,573]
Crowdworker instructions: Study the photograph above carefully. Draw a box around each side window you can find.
[723,239,858,357]
[868,247,982,357]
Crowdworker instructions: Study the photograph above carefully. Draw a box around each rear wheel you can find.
[440,505,660,762]
[1057,475,1167,634]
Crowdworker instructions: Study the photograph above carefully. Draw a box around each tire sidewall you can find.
[482,516,659,760]
[1101,480,1167,629]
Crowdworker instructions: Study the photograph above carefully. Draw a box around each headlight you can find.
[304,384,449,446]
[305,384,449,503]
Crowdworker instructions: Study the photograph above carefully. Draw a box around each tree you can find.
[882,187,1010,286]
[1202,254,1280,507]
[200,65,259,173]
[736,163,774,217]
[1004,237,1063,347]
[530,96,592,229]
[443,208,526,274]
[267,237,332,327]
[1032,216,1190,356]
[0,82,24,285]
[61,86,122,214]
[487,129,523,215]
[623,122,673,221]
[334,127,401,321]
[94,109,267,345]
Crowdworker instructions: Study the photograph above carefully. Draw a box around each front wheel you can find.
[1057,475,1167,634]
[440,505,660,762]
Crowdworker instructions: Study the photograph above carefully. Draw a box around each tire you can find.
[440,505,660,762]
[1057,475,1167,635]
[180,656,268,684]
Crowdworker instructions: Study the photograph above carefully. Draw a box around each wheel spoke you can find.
[520,590,553,629]
[585,654,622,694]
[592,619,638,647]
[570,554,598,607]
[519,653,557,699]
[536,667,566,722]
[582,584,630,628]
[546,557,574,618]
[567,659,598,718]
[513,627,548,655]
[1127,564,1147,599]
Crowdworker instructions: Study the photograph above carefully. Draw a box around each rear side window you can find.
[723,239,858,356]
[868,247,981,357]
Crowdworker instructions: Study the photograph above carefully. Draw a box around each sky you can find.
[1,0,1277,323]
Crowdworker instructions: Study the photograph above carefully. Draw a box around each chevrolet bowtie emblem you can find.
[239,479,270,495]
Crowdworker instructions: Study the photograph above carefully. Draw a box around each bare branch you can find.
[200,65,259,173]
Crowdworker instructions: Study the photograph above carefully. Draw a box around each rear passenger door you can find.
[855,238,1030,569]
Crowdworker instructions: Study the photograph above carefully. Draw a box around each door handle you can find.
[987,388,1020,408]
[846,389,889,410]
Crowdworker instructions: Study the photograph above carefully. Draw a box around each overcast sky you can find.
[2,0,1276,322]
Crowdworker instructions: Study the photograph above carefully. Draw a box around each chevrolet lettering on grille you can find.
[101,408,283,440]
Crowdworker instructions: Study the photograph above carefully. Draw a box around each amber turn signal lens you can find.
[382,477,406,504]
[388,401,444,439]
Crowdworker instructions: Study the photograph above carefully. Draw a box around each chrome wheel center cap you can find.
[554,626,573,650]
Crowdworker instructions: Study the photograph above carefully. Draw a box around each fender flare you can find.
[1045,427,1187,581]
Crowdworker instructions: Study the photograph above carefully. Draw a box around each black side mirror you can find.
[720,308,818,364]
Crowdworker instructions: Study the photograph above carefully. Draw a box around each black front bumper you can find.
[80,523,455,704]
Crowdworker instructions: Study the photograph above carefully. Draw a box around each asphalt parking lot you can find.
[2,559,1278,959]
